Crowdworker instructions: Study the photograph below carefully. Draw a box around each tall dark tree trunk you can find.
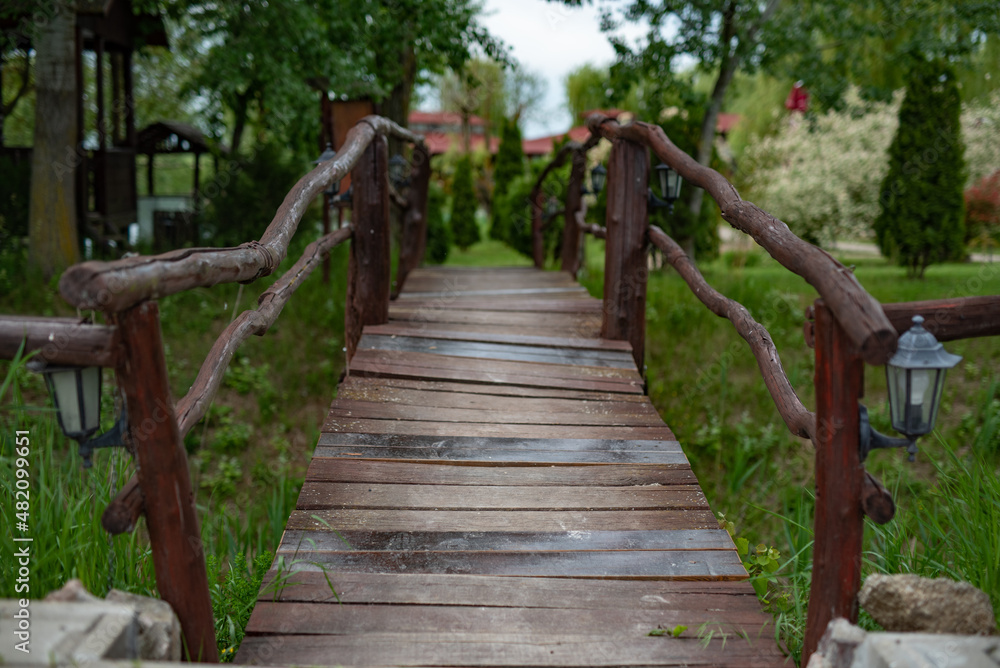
[29,4,79,278]
[230,90,251,154]
[381,44,416,157]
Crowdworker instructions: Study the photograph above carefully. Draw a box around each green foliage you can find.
[425,180,452,264]
[0,152,30,249]
[719,513,782,601]
[200,142,306,247]
[490,117,525,240]
[450,155,480,250]
[494,159,570,262]
[564,64,611,121]
[648,624,687,638]
[875,58,966,277]
[207,550,272,661]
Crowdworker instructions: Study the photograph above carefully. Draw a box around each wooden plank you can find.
[235,633,785,667]
[389,308,600,330]
[335,383,655,412]
[313,447,687,464]
[391,298,603,312]
[278,529,733,553]
[273,549,746,579]
[376,319,604,341]
[365,322,633,351]
[295,482,707,510]
[245,602,769,636]
[286,508,719,532]
[305,459,696,486]
[326,402,663,427]
[337,375,647,402]
[357,334,635,368]
[320,421,673,440]
[0,316,119,367]
[257,572,769,609]
[317,433,681,453]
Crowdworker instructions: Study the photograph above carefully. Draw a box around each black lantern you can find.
[589,164,607,195]
[544,196,560,220]
[649,163,682,212]
[389,154,410,189]
[315,143,341,204]
[886,315,961,440]
[28,361,127,468]
[582,164,607,196]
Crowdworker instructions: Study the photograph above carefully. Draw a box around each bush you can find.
[450,155,480,250]
[875,58,966,277]
[425,181,452,264]
[490,118,525,240]
[965,169,1000,252]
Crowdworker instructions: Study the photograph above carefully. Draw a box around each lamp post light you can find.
[582,164,607,196]
[28,361,127,468]
[859,315,962,462]
[314,143,343,208]
[648,163,682,213]
[389,154,410,189]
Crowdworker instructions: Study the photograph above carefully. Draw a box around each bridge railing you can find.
[535,113,1000,664]
[0,115,429,663]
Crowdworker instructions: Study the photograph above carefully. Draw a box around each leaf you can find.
[648,628,666,636]
[671,624,688,638]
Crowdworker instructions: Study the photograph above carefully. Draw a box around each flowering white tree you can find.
[741,89,1000,246]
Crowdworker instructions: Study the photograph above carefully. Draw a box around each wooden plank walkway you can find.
[236,266,789,667]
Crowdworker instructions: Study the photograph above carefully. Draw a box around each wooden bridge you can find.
[235,265,787,667]
[4,112,997,667]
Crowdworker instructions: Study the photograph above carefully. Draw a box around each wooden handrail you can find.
[175,225,354,437]
[0,316,119,367]
[586,114,898,366]
[60,116,423,312]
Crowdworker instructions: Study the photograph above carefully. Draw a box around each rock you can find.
[859,574,996,635]
[44,578,100,602]
[106,589,182,661]
[808,618,868,668]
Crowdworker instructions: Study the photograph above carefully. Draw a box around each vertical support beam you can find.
[804,299,865,663]
[396,144,431,294]
[561,148,586,276]
[601,138,649,372]
[531,189,545,269]
[345,134,391,359]
[113,301,217,663]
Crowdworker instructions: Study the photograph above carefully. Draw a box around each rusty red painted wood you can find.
[804,299,865,664]
[346,134,392,359]
[601,137,649,371]
[113,301,217,662]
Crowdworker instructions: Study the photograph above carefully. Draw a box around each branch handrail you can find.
[586,114,898,366]
[60,116,424,313]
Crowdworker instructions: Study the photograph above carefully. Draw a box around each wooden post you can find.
[345,133,391,359]
[113,301,218,663]
[531,188,545,269]
[561,149,586,276]
[601,138,649,371]
[396,145,431,294]
[803,299,865,663]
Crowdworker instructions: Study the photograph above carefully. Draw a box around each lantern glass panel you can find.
[591,165,607,194]
[667,169,683,200]
[47,366,101,438]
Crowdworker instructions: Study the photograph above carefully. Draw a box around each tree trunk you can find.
[230,90,251,155]
[381,44,416,157]
[29,4,79,279]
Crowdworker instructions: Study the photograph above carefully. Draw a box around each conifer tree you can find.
[425,182,452,264]
[450,155,480,250]
[490,117,525,241]
[875,58,966,278]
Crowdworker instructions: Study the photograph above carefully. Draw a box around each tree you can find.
[564,64,611,122]
[450,155,479,250]
[874,58,965,278]
[27,3,78,278]
[439,58,505,151]
[489,117,524,240]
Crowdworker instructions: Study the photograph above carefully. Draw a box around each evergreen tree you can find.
[425,181,452,264]
[450,155,480,250]
[490,117,525,241]
[875,58,966,278]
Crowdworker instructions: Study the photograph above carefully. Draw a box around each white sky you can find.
[478,0,647,139]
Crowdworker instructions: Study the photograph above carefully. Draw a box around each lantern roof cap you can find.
[888,316,962,369]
